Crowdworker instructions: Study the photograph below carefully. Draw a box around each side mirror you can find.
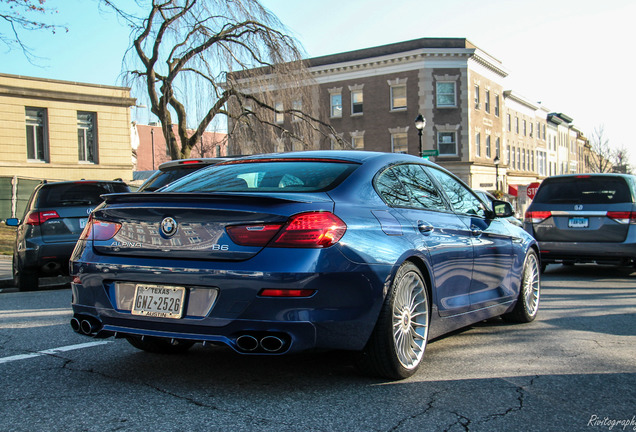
[5,218,19,227]
[492,200,514,218]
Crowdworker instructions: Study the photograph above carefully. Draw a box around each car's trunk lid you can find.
[91,192,334,261]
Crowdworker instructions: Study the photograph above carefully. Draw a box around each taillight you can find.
[227,212,347,248]
[607,211,636,225]
[524,211,552,224]
[79,216,121,241]
[25,210,60,225]
[226,224,283,247]
[272,212,346,248]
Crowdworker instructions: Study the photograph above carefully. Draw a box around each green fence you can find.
[0,176,42,221]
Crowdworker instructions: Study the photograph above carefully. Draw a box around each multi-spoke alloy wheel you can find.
[503,249,541,323]
[357,262,430,379]
[392,268,429,369]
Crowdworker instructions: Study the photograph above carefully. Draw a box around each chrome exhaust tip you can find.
[236,335,259,352]
[260,335,285,353]
[70,317,81,333]
[80,319,96,335]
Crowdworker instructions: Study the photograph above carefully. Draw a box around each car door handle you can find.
[418,222,434,234]
[470,226,483,237]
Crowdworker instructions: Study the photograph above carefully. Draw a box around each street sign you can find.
[527,182,541,200]
[421,149,439,157]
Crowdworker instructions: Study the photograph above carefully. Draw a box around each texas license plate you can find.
[568,217,589,228]
[131,285,186,319]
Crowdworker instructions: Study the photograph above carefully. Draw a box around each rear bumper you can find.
[537,240,636,264]
[19,240,77,275]
[70,247,392,354]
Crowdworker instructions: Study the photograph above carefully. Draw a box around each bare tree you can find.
[102,0,339,159]
[588,125,614,173]
[613,146,632,174]
[0,0,67,62]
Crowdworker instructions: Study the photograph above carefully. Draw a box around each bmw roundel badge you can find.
[160,217,178,237]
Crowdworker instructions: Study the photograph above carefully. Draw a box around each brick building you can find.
[229,37,591,194]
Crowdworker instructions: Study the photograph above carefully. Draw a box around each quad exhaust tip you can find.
[235,334,286,353]
[70,316,102,336]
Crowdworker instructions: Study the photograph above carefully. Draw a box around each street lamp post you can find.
[494,155,501,192]
[414,114,426,157]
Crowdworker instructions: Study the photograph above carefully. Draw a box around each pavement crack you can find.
[445,411,471,432]
[387,390,440,432]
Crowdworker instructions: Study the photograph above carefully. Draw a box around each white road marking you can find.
[0,340,112,365]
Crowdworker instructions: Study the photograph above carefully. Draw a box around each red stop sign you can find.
[527,182,541,200]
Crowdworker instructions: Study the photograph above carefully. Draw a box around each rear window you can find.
[164,160,359,193]
[36,182,129,207]
[533,177,633,205]
[138,166,202,192]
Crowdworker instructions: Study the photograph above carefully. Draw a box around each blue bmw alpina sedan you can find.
[70,151,540,379]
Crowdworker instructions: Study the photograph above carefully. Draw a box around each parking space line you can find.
[0,341,112,365]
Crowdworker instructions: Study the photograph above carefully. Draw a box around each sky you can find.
[2,0,635,167]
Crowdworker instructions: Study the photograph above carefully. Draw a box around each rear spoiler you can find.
[101,192,331,205]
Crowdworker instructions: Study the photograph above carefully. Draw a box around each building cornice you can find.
[503,90,539,111]
[0,84,137,107]
[308,49,508,79]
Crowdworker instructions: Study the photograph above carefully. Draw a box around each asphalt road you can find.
[0,264,635,431]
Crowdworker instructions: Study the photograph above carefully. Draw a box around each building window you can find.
[436,82,456,107]
[77,112,97,163]
[350,130,365,150]
[350,87,363,115]
[391,133,408,153]
[274,101,284,124]
[475,132,481,157]
[516,148,520,170]
[486,135,491,158]
[25,107,48,162]
[515,117,519,134]
[485,90,490,113]
[512,146,516,169]
[329,88,342,118]
[390,85,407,111]
[523,120,527,136]
[495,95,500,117]
[438,132,457,156]
[507,114,511,131]
[495,137,501,160]
[291,99,302,122]
[474,85,480,109]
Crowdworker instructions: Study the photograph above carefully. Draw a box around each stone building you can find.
[0,73,136,182]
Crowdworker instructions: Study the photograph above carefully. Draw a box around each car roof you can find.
[542,173,636,181]
[39,179,128,187]
[219,150,434,166]
[156,157,231,171]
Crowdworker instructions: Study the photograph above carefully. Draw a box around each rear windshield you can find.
[163,160,359,193]
[138,166,202,192]
[36,182,129,207]
[533,177,633,205]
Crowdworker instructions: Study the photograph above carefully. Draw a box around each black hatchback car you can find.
[6,180,130,290]
[524,173,636,271]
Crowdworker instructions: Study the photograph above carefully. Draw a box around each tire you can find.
[502,250,541,323]
[13,256,38,292]
[356,262,430,380]
[125,335,195,354]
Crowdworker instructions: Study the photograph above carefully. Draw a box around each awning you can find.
[508,184,518,197]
